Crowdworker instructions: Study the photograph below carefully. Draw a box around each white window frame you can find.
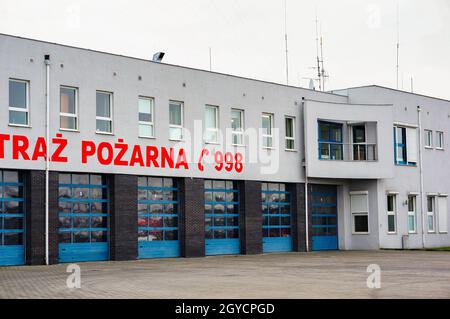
[285,116,296,151]
[138,96,155,138]
[60,86,78,131]
[262,113,274,149]
[169,100,184,141]
[427,196,436,233]
[424,129,433,148]
[436,131,444,150]
[96,91,113,134]
[386,194,397,234]
[231,108,244,146]
[204,104,219,143]
[407,195,417,233]
[350,191,370,235]
[437,195,448,234]
[9,78,30,127]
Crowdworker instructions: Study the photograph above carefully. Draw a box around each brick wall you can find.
[109,174,138,261]
[179,178,205,257]
[289,183,306,252]
[238,180,262,254]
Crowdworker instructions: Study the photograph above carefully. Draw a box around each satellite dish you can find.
[309,79,315,90]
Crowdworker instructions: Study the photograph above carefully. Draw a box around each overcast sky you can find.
[1,0,449,100]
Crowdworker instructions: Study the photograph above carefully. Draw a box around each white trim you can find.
[204,104,219,143]
[435,131,444,150]
[386,194,397,234]
[262,112,274,148]
[231,108,245,146]
[407,194,417,234]
[60,86,78,131]
[9,78,30,126]
[138,96,155,138]
[424,129,433,148]
[408,191,420,196]
[95,91,113,134]
[386,190,400,195]
[169,100,184,140]
[285,115,296,151]
[349,190,369,195]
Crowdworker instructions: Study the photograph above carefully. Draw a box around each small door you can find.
[58,173,109,263]
[137,177,179,259]
[0,170,25,266]
[311,185,338,251]
[205,180,240,256]
[262,183,293,253]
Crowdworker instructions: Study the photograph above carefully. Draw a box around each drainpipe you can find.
[302,97,310,252]
[417,105,425,248]
[44,54,51,265]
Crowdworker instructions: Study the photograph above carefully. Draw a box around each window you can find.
[204,105,219,143]
[318,121,343,160]
[436,131,444,149]
[262,183,291,238]
[427,196,435,233]
[60,86,78,130]
[437,196,448,233]
[387,195,396,233]
[350,192,369,234]
[169,101,183,140]
[394,126,417,165]
[138,97,154,138]
[407,195,417,233]
[9,79,29,126]
[96,91,113,133]
[285,116,295,150]
[424,130,433,148]
[231,109,244,145]
[262,113,274,148]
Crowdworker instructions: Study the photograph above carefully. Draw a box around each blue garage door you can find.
[0,170,25,266]
[205,180,240,255]
[311,187,338,251]
[137,177,179,259]
[58,173,109,263]
[262,183,292,253]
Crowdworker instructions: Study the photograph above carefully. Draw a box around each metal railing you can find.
[318,142,378,161]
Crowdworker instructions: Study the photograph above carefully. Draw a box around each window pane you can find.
[139,124,154,137]
[169,102,182,125]
[408,215,415,232]
[96,119,112,133]
[387,195,394,212]
[9,80,27,108]
[231,110,242,131]
[388,215,396,232]
[285,117,294,138]
[169,127,182,140]
[9,110,28,125]
[96,92,111,117]
[232,133,243,145]
[262,115,272,135]
[427,197,433,212]
[428,215,434,231]
[4,232,23,245]
[61,87,76,114]
[139,98,151,115]
[60,116,77,130]
[286,139,294,150]
[354,215,368,232]
[263,136,273,148]
[205,106,217,129]
[408,196,415,212]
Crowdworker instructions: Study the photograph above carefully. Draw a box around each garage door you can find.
[205,180,240,255]
[137,177,179,259]
[262,183,292,253]
[311,186,338,251]
[0,170,25,266]
[58,174,109,263]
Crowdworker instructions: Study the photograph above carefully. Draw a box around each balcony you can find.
[318,142,378,161]
[304,100,394,179]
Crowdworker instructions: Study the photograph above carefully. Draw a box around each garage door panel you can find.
[0,170,25,266]
[137,177,180,259]
[204,180,240,255]
[311,186,338,251]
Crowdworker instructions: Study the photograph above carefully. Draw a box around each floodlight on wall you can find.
[152,52,165,62]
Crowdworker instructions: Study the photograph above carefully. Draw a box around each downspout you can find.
[302,97,309,252]
[44,55,51,265]
[417,105,425,248]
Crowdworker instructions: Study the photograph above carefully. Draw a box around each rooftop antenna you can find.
[315,13,322,91]
[284,0,289,85]
[209,47,212,71]
[396,0,400,89]
[319,23,328,91]
[410,77,414,93]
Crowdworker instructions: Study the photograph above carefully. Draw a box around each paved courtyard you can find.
[0,250,449,298]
